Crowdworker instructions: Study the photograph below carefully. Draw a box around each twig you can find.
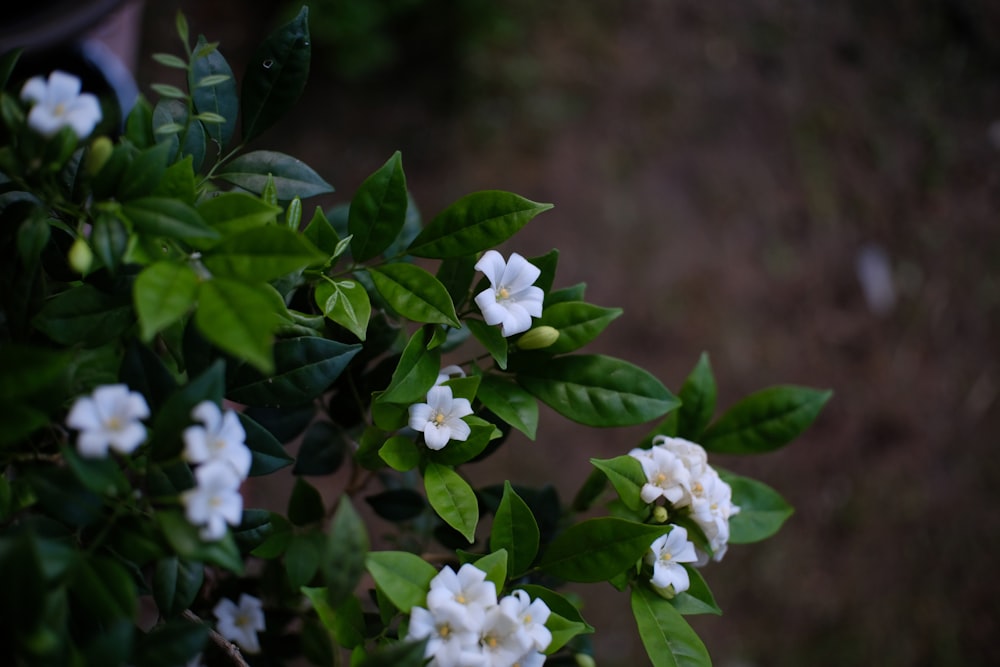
[182,610,250,667]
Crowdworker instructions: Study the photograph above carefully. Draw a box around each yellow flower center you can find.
[692,481,704,495]
[656,472,668,484]
[486,635,499,649]
[497,286,511,300]
[433,412,447,426]
[455,594,466,604]
[54,102,66,116]
[106,416,123,431]
[439,623,451,638]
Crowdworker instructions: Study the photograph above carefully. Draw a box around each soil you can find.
[139,1,1000,665]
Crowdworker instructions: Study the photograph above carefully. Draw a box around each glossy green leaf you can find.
[364,551,437,613]
[202,225,324,281]
[90,213,128,272]
[134,261,199,341]
[325,496,369,607]
[377,327,440,405]
[407,190,553,258]
[436,255,477,308]
[466,319,508,370]
[294,420,347,476]
[251,513,293,559]
[490,482,540,577]
[590,455,646,512]
[669,566,721,616]
[701,385,832,454]
[516,354,679,427]
[355,639,428,667]
[535,301,622,354]
[149,360,225,461]
[241,7,311,142]
[117,141,170,201]
[315,279,371,341]
[365,488,426,522]
[476,374,537,439]
[466,549,508,593]
[425,418,500,466]
[227,336,361,406]
[33,283,133,347]
[122,197,218,242]
[288,477,325,526]
[349,151,408,261]
[547,282,587,306]
[124,95,155,148]
[195,278,286,373]
[303,206,340,256]
[368,264,460,328]
[630,585,711,667]
[232,509,276,555]
[196,192,281,236]
[539,518,670,583]
[516,585,595,643]
[719,471,794,543]
[130,619,210,667]
[216,150,333,200]
[239,412,294,475]
[676,353,716,441]
[424,462,478,543]
[153,557,204,617]
[190,35,238,150]
[152,98,206,171]
[379,435,421,472]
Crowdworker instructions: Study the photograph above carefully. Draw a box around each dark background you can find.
[133,1,1000,665]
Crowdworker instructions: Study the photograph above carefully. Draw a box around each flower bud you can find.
[574,654,597,667]
[84,136,113,175]
[517,325,560,350]
[68,236,93,274]
[652,505,669,523]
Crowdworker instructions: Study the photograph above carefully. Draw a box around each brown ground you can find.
[140,1,1000,665]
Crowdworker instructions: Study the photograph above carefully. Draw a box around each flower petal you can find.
[500,252,541,292]
[474,250,506,286]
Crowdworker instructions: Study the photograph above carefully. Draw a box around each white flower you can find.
[181,460,243,541]
[651,436,709,476]
[213,593,265,654]
[500,590,552,652]
[646,526,698,597]
[629,445,690,505]
[183,401,251,479]
[512,652,547,667]
[688,468,739,563]
[20,70,102,139]
[474,250,544,337]
[426,563,498,628]
[435,364,466,386]
[66,384,150,458]
[408,385,473,451]
[478,603,533,667]
[407,604,485,667]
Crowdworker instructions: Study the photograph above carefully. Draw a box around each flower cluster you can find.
[630,436,740,563]
[406,563,552,667]
[67,384,150,458]
[213,593,266,654]
[181,401,251,541]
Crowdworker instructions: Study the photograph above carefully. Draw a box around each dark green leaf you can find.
[152,98,206,171]
[216,149,334,200]
[241,7,311,141]
[197,191,281,236]
[190,35,238,150]
[0,344,70,399]
[285,531,321,589]
[377,327,440,405]
[202,224,324,281]
[355,639,428,667]
[466,319,507,370]
[303,206,340,256]
[539,518,670,583]
[233,509,275,554]
[294,420,346,476]
[134,261,199,341]
[153,557,204,617]
[490,482,540,577]
[535,301,622,354]
[676,353,716,441]
[670,566,722,616]
[288,477,325,526]
[630,585,711,667]
[240,412,294,475]
[365,488,425,522]
[407,190,553,258]
[33,283,133,347]
[131,619,210,667]
[368,264,460,328]
[378,435,420,472]
[719,471,794,544]
[315,279,371,341]
[547,282,587,306]
[195,278,288,373]
[325,496,369,607]
[149,360,225,461]
[701,386,833,454]
[476,374,537,439]
[349,151,408,261]
[590,455,646,512]
[156,510,243,573]
[70,554,137,624]
[124,95,155,148]
[90,213,129,272]
[122,197,218,242]
[117,141,170,201]
[424,462,478,543]
[516,354,679,427]
[364,551,437,612]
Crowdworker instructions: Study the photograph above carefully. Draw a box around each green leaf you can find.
[368,264,460,328]
[62,445,129,497]
[424,462,478,543]
[149,361,225,461]
[0,344,70,400]
[239,412,295,475]
[122,197,219,242]
[0,48,23,90]
[151,83,187,99]
[134,262,199,341]
[195,278,285,373]
[202,225,324,281]
[152,52,187,69]
[538,518,670,583]
[379,435,421,472]
[131,619,210,667]
[466,319,508,370]
[294,420,347,476]
[516,585,595,643]
[630,585,711,667]
[425,418,499,466]
[436,255,477,308]
[467,549,508,592]
[670,566,722,616]
[153,99,206,171]
[285,532,321,589]
[490,482,540,577]
[476,374,537,439]
[535,301,622,354]
[251,513,293,559]
[366,488,426,522]
[124,95,155,148]
[190,35,238,150]
[303,206,340,256]
[156,510,244,573]
[33,283,133,347]
[288,477,325,526]
[315,279,371,341]
[676,353,716,441]
[516,354,679,427]
[325,497,369,607]
[354,639,428,667]
[590,455,647,512]
[233,509,275,554]
[349,151,408,261]
[364,551,437,613]
[241,6,311,141]
[90,213,129,272]
[151,155,197,204]
[719,471,794,544]
[117,141,171,201]
[407,190,553,258]
[216,149,334,200]
[547,282,587,306]
[153,557,204,617]
[701,386,833,454]
[71,554,137,625]
[227,336,361,406]
[196,191,281,235]
[377,327,440,405]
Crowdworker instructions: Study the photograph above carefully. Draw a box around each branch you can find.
[182,610,250,667]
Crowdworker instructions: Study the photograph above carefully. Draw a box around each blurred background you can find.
[24,0,1000,664]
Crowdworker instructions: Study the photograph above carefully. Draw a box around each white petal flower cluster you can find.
[406,563,553,667]
[213,593,265,654]
[474,250,544,337]
[408,385,474,451]
[181,401,251,541]
[645,525,699,597]
[630,436,740,563]
[20,70,102,139]
[66,384,150,458]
